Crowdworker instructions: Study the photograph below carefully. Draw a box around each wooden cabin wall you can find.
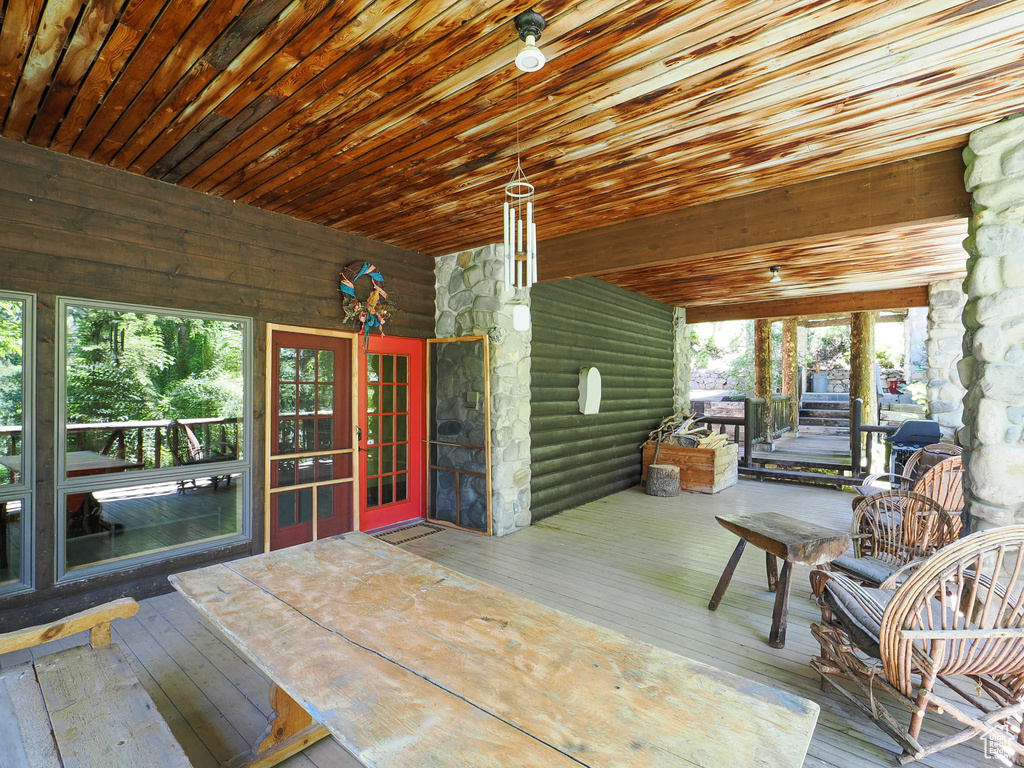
[530,278,674,521]
[0,138,435,629]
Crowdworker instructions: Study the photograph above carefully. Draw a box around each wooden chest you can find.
[641,442,738,494]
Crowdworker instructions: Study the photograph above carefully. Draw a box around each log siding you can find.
[530,278,673,521]
[0,138,434,629]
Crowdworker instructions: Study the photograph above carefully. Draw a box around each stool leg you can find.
[709,539,746,611]
[769,560,793,648]
[766,553,779,593]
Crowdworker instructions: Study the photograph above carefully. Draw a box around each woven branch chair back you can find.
[912,455,964,528]
[880,525,1024,697]
[852,490,957,566]
[899,442,963,488]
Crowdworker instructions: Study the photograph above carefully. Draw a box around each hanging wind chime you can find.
[503,9,546,290]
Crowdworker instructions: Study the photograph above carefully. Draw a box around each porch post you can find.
[961,115,1024,530]
[672,307,691,414]
[781,318,800,434]
[754,318,773,440]
[849,311,877,445]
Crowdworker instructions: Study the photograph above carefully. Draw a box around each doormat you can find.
[373,522,446,546]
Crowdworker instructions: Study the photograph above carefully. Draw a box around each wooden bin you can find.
[641,442,738,494]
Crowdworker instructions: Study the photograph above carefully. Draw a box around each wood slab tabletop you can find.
[716,512,851,566]
[170,532,819,768]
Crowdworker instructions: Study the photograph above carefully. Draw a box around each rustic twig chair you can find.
[810,526,1024,765]
[169,420,236,493]
[829,490,958,586]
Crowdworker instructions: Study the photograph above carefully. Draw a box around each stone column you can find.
[672,307,691,413]
[960,114,1024,529]
[925,280,967,440]
[435,244,531,536]
[781,318,800,433]
[850,311,877,438]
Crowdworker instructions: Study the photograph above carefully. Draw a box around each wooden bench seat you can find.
[0,598,192,768]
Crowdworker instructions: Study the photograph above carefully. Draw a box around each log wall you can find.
[0,138,435,627]
[530,279,674,521]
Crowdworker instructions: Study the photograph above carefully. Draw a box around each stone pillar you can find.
[925,280,967,440]
[960,115,1024,529]
[904,306,928,383]
[850,311,877,438]
[672,307,691,413]
[435,245,531,536]
[781,318,799,433]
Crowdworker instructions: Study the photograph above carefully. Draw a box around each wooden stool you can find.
[646,464,680,496]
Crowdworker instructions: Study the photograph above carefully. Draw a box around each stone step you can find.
[800,417,850,427]
[882,403,928,414]
[800,408,851,419]
[799,401,850,411]
[798,424,851,436]
[801,393,850,403]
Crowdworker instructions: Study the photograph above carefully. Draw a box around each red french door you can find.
[358,336,425,531]
[267,330,356,551]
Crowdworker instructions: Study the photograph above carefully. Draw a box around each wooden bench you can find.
[0,598,193,768]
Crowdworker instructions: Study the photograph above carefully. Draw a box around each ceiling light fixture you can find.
[513,9,546,72]
[503,10,546,290]
[769,265,782,283]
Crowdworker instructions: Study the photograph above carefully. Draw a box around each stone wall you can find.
[435,245,531,536]
[925,280,967,439]
[673,307,691,412]
[961,114,1024,528]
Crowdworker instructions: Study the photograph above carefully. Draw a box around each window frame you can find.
[0,290,35,596]
[55,297,253,583]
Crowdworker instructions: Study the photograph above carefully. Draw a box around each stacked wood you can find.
[642,409,738,495]
[645,464,681,497]
[642,409,731,453]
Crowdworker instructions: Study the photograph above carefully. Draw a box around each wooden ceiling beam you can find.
[538,149,968,282]
[683,287,929,325]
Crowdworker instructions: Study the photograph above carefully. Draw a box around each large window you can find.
[57,299,251,580]
[0,292,33,594]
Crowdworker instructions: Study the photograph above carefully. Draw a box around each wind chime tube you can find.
[503,202,512,286]
[517,258,523,288]
[529,221,538,285]
[517,216,523,253]
[526,201,534,287]
[508,205,517,287]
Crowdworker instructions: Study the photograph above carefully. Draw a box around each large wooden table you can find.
[709,512,851,648]
[170,532,820,768]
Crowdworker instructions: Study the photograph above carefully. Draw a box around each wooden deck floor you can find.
[748,432,853,467]
[0,479,990,767]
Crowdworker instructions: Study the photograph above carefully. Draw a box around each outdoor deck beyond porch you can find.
[0,479,987,767]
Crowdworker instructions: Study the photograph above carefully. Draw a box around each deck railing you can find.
[849,397,898,476]
[742,395,795,467]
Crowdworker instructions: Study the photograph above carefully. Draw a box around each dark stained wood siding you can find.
[530,278,673,521]
[0,137,435,627]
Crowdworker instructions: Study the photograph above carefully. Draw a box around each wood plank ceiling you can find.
[0,0,1020,308]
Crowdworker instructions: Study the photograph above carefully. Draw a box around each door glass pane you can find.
[381,355,394,383]
[298,487,313,524]
[318,385,333,414]
[274,459,296,487]
[382,445,393,474]
[318,350,334,382]
[396,473,407,502]
[279,384,297,415]
[316,456,335,481]
[396,385,407,413]
[279,348,297,381]
[298,384,315,414]
[366,385,378,413]
[299,419,315,451]
[367,354,379,383]
[366,479,379,508]
[297,457,315,485]
[382,385,393,414]
[396,444,407,471]
[366,447,379,477]
[367,415,379,445]
[277,491,296,527]
[317,419,333,450]
[278,420,295,454]
[298,349,316,381]
[382,416,394,444]
[317,485,333,519]
[397,415,407,442]
[381,475,393,505]
[396,355,408,383]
